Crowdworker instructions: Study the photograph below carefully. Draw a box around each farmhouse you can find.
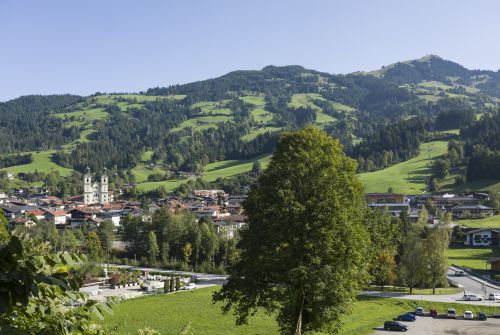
[367,202,410,217]
[451,204,495,219]
[464,228,500,247]
[44,210,68,225]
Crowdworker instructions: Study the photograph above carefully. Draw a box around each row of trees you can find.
[122,209,237,273]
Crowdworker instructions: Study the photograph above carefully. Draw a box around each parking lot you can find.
[372,317,500,334]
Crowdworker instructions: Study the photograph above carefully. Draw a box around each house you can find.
[193,190,225,197]
[365,193,407,204]
[68,208,100,227]
[10,217,36,227]
[486,257,500,272]
[213,215,246,239]
[26,209,47,220]
[367,203,410,217]
[464,228,500,247]
[0,204,24,220]
[44,210,68,225]
[97,210,122,227]
[451,205,495,219]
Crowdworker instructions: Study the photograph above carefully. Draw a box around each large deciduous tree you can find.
[213,127,369,335]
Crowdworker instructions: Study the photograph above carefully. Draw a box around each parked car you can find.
[463,293,483,301]
[464,311,474,320]
[488,293,500,300]
[415,307,424,316]
[478,312,487,321]
[430,309,438,318]
[384,321,408,332]
[446,309,457,318]
[397,313,416,322]
[181,283,196,290]
[455,270,465,276]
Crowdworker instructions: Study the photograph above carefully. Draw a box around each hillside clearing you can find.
[358,141,448,194]
[1,150,73,177]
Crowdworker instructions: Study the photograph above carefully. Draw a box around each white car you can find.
[447,309,457,318]
[464,311,474,320]
[415,307,425,316]
[182,283,197,290]
[489,293,500,300]
[455,270,465,276]
[463,294,483,301]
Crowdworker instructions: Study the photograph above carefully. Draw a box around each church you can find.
[83,167,110,205]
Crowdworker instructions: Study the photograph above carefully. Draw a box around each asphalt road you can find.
[447,267,500,298]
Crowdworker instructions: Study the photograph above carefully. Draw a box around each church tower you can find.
[84,167,93,205]
[99,168,109,204]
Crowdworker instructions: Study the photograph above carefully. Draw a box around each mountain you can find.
[0,55,499,194]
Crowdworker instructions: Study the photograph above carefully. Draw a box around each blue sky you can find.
[1,0,500,101]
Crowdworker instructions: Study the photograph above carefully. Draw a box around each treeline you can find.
[0,95,82,153]
[0,153,32,168]
[461,112,500,181]
[435,108,475,130]
[350,118,427,172]
[122,208,237,273]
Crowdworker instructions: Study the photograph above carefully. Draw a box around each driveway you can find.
[372,316,500,334]
[447,267,500,297]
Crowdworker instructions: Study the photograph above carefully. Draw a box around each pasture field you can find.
[140,151,154,162]
[239,95,266,106]
[203,155,271,182]
[250,107,274,123]
[131,164,168,183]
[358,141,448,194]
[99,287,500,335]
[170,115,233,133]
[241,127,281,141]
[447,247,500,270]
[458,215,500,229]
[0,150,73,177]
[53,107,108,127]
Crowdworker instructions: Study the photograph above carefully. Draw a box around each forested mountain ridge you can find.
[1,55,499,195]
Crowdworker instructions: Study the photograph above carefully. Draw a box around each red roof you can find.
[27,209,46,216]
[46,210,66,216]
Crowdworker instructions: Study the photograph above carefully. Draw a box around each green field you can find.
[0,150,73,177]
[239,95,266,106]
[131,164,168,183]
[140,151,154,163]
[458,215,500,229]
[250,107,274,123]
[99,287,500,335]
[171,115,233,133]
[288,93,337,125]
[136,155,272,191]
[191,101,233,116]
[241,127,281,141]
[358,141,448,194]
[53,107,108,127]
[447,247,500,270]
[417,81,453,90]
[203,155,272,182]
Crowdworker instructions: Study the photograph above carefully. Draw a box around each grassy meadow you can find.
[458,215,500,229]
[1,150,73,177]
[359,141,448,194]
[99,287,500,335]
[447,247,500,270]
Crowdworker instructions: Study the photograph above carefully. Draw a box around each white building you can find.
[83,167,109,205]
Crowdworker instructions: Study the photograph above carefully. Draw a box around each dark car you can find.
[397,313,416,322]
[430,309,438,318]
[384,321,408,332]
[478,312,487,321]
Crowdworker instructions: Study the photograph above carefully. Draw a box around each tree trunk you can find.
[409,283,413,294]
[294,293,305,335]
[432,282,436,295]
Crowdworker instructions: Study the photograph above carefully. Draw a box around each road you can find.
[447,266,500,297]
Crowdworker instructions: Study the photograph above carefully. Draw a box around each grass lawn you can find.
[452,179,500,194]
[241,127,281,141]
[53,107,108,127]
[447,247,500,270]
[250,107,274,123]
[417,81,453,90]
[1,150,73,177]
[358,141,448,194]
[203,155,272,182]
[171,115,232,133]
[131,164,167,183]
[458,215,500,229]
[239,95,266,106]
[136,178,193,192]
[364,285,462,295]
[99,287,500,335]
[140,151,154,163]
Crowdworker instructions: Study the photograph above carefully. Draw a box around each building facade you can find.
[83,168,109,205]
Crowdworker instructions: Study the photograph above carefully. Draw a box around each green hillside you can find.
[359,141,448,194]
